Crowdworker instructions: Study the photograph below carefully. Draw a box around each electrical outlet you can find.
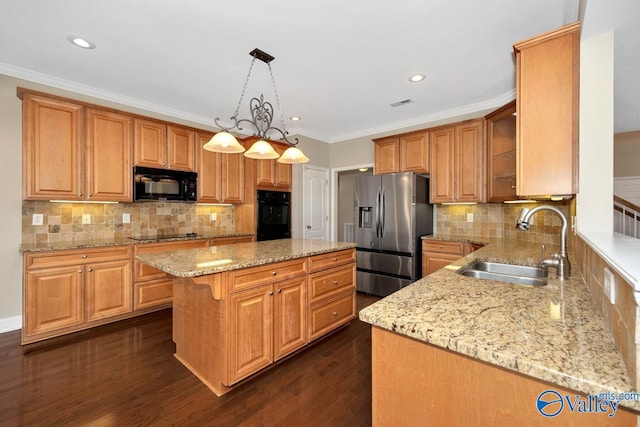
[210,213,217,222]
[466,213,474,222]
[604,268,616,304]
[122,213,131,224]
[32,214,44,226]
[82,214,91,225]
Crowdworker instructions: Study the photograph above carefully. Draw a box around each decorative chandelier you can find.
[203,48,309,164]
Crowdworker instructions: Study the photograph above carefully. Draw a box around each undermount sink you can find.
[458,261,548,286]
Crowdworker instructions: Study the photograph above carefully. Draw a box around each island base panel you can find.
[371,327,636,427]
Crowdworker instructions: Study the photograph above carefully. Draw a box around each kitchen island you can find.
[136,238,356,396]
[360,237,639,426]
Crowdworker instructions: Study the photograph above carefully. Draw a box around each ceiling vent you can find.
[390,99,413,108]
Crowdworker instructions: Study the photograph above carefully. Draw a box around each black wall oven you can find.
[257,190,291,241]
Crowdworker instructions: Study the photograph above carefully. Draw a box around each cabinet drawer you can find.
[134,278,173,310]
[25,246,132,269]
[134,240,209,281]
[309,292,355,342]
[422,241,465,256]
[228,258,307,293]
[308,264,355,305]
[307,249,355,273]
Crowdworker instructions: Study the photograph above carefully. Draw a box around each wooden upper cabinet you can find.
[373,137,400,175]
[429,119,485,203]
[514,22,579,198]
[133,120,196,172]
[196,132,244,204]
[374,132,428,175]
[22,93,83,201]
[133,118,166,169]
[252,139,291,191]
[85,108,133,202]
[167,125,196,172]
[399,132,429,174]
[486,101,518,202]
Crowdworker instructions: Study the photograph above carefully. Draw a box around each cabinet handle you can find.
[268,290,274,296]
[333,280,338,285]
[332,311,338,316]
[271,271,277,276]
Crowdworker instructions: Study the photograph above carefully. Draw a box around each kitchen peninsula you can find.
[136,238,356,396]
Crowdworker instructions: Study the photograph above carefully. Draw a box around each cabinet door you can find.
[256,158,277,188]
[274,145,292,190]
[22,94,83,200]
[373,137,399,175]
[85,259,132,322]
[399,132,429,173]
[515,23,579,197]
[273,276,306,360]
[422,253,461,276]
[486,102,517,202]
[429,127,455,203]
[85,108,133,202]
[196,131,223,203]
[24,265,83,337]
[222,153,245,204]
[455,120,485,203]
[167,125,196,171]
[228,284,273,385]
[133,118,166,169]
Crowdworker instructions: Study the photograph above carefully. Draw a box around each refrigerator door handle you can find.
[380,186,386,237]
[375,186,381,237]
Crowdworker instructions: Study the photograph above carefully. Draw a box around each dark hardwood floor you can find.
[0,293,379,427]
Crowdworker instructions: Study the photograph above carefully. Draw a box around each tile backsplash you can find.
[435,201,571,246]
[22,201,235,245]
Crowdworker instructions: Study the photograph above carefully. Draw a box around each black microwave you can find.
[133,166,197,202]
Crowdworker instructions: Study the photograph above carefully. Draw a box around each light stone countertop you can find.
[359,236,640,411]
[135,238,356,277]
[19,233,254,253]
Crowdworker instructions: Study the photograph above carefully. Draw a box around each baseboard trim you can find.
[0,315,22,333]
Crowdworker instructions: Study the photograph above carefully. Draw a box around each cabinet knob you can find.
[78,193,83,197]
[333,258,338,262]
[511,185,517,189]
[88,268,93,272]
[268,290,274,296]
[78,269,83,273]
[82,255,87,258]
[271,271,277,276]
[87,193,92,197]
[332,311,338,317]
[333,280,338,285]
[277,289,282,294]
[440,245,444,249]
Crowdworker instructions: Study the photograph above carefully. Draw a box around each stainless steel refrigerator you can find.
[354,172,433,297]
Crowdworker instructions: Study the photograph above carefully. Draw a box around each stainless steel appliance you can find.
[355,172,433,296]
[257,190,291,241]
[133,166,197,202]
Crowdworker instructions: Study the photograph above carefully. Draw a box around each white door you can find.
[303,165,329,240]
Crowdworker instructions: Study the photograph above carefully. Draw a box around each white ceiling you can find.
[0,0,636,142]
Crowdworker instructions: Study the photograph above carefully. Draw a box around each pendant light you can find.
[205,49,309,164]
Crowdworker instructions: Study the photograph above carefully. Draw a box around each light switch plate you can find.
[604,267,616,304]
[82,214,91,225]
[210,213,217,222]
[32,214,43,226]
[122,213,131,224]
[466,213,473,222]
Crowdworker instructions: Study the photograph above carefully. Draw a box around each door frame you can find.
[302,165,330,240]
[330,163,374,241]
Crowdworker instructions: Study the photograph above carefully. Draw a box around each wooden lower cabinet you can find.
[372,327,635,426]
[23,246,133,344]
[421,240,480,277]
[172,249,356,396]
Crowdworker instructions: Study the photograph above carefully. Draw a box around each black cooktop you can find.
[129,232,198,241]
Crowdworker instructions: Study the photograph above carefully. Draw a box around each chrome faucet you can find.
[516,205,571,280]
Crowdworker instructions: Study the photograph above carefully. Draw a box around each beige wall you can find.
[0,75,24,325]
[614,131,640,177]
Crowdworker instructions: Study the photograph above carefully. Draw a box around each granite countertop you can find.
[360,236,640,411]
[135,238,356,277]
[19,233,255,253]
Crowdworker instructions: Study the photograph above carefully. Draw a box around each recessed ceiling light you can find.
[67,35,96,49]
[290,116,301,121]
[408,74,425,83]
